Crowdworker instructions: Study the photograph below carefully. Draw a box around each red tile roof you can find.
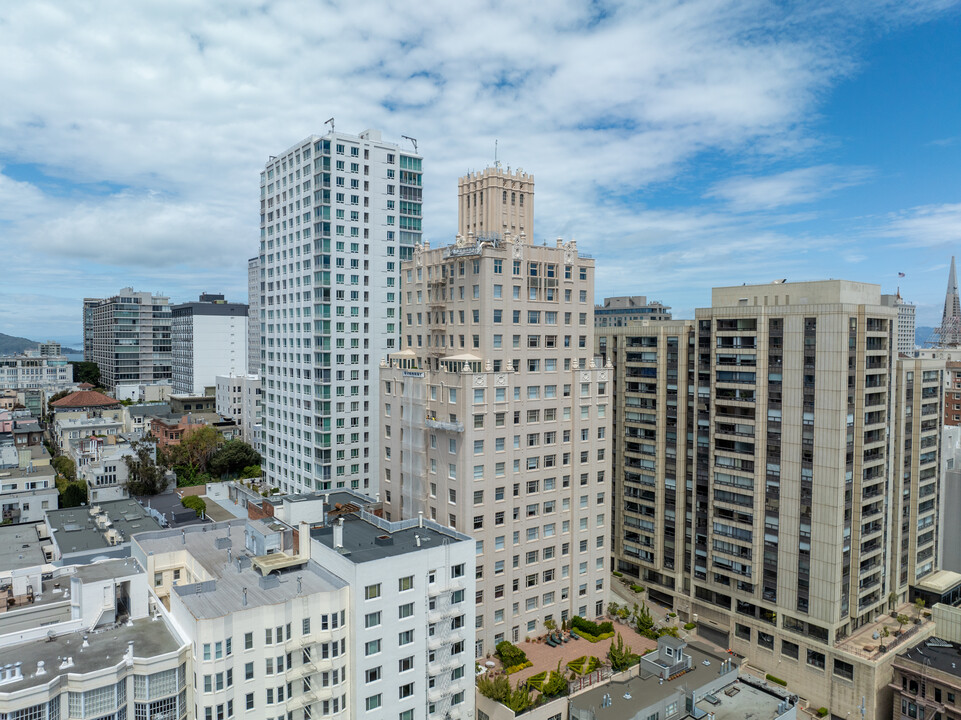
[50,390,120,408]
[77,383,95,389]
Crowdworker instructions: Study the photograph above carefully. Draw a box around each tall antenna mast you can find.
[324,117,334,134]
[494,139,499,168]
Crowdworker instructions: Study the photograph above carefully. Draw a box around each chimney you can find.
[242,587,248,607]
[418,511,424,528]
[227,548,232,564]
[181,529,186,545]
[333,518,344,549]
[415,534,421,547]
[297,576,303,594]
[299,521,311,561]
[126,641,134,661]
[35,661,46,677]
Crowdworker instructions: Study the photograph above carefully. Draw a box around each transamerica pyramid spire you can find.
[937,256,961,346]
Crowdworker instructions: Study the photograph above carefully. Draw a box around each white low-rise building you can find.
[132,499,475,720]
[0,557,191,720]
[0,354,73,391]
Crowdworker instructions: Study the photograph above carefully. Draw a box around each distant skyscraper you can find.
[457,165,533,239]
[881,292,916,354]
[937,256,961,347]
[247,256,261,375]
[259,129,422,494]
[84,288,172,389]
[82,298,99,362]
[595,296,672,327]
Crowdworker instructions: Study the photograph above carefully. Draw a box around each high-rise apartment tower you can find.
[248,255,261,374]
[381,185,610,652]
[259,129,422,494]
[84,288,172,389]
[457,166,533,239]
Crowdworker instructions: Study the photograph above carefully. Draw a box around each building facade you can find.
[171,293,248,395]
[248,256,261,375]
[0,355,73,391]
[258,129,422,495]
[84,288,172,389]
[380,231,610,652]
[457,166,533,239]
[595,295,673,327]
[881,292,916,354]
[215,373,262,447]
[595,319,695,607]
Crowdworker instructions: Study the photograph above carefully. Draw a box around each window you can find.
[399,629,414,645]
[399,576,414,592]
[365,639,382,656]
[399,656,415,672]
[366,695,382,711]
[399,602,415,619]
[807,649,826,670]
[366,667,382,683]
[365,611,382,628]
[365,583,381,600]
[399,683,414,699]
[244,632,253,650]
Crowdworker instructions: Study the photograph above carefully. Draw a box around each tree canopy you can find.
[124,441,168,496]
[209,439,262,477]
[69,361,100,386]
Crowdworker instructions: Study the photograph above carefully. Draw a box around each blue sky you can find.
[0,0,959,345]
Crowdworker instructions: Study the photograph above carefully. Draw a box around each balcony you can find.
[425,418,464,432]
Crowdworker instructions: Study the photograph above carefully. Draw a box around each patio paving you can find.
[483,620,659,686]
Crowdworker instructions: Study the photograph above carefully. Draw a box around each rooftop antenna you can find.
[494,139,499,169]
[401,135,418,153]
[325,117,334,134]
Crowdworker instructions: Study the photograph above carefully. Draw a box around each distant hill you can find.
[916,326,936,347]
[0,332,81,355]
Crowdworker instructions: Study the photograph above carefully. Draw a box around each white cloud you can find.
[0,0,956,338]
[875,203,961,247]
[705,165,873,212]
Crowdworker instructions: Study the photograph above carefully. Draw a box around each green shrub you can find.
[567,656,601,675]
[817,709,829,718]
[181,495,207,517]
[684,622,697,630]
[504,661,532,675]
[612,571,623,577]
[525,671,548,690]
[572,628,616,643]
[572,616,614,637]
[766,674,787,687]
[630,584,645,593]
[495,641,528,669]
[541,670,569,697]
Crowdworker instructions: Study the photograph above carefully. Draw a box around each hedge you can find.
[766,674,787,687]
[505,661,533,675]
[567,656,601,675]
[630,584,645,593]
[817,709,829,718]
[525,671,548,690]
[181,495,206,517]
[684,622,697,630]
[571,616,614,637]
[572,628,616,643]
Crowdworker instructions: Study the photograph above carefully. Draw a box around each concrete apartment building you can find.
[599,280,944,720]
[84,288,172,389]
[248,255,261,374]
[133,500,474,720]
[259,128,422,495]
[0,354,73,391]
[171,293,248,395]
[380,178,610,652]
[595,295,673,327]
[215,373,263,447]
[595,318,696,606]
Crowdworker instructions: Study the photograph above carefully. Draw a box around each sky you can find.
[1,0,960,346]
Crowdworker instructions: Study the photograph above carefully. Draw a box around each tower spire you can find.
[937,256,961,346]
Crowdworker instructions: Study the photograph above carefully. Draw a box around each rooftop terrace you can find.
[310,512,470,563]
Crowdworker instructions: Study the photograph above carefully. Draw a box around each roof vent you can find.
[375,534,393,546]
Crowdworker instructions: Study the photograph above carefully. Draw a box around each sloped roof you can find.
[50,390,120,409]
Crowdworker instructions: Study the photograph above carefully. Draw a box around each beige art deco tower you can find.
[380,175,610,655]
[458,165,533,239]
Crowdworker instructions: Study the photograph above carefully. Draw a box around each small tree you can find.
[880,626,890,651]
[52,455,77,481]
[541,662,569,697]
[61,482,87,508]
[544,618,557,633]
[914,598,926,622]
[209,440,262,477]
[609,632,639,671]
[896,614,910,635]
[888,591,898,612]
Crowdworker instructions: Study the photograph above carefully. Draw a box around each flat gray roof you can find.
[0,617,183,694]
[136,520,346,619]
[696,680,793,720]
[0,523,47,571]
[900,637,961,677]
[570,643,732,719]
[47,499,164,556]
[70,557,143,583]
[311,514,468,563]
[264,488,374,508]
